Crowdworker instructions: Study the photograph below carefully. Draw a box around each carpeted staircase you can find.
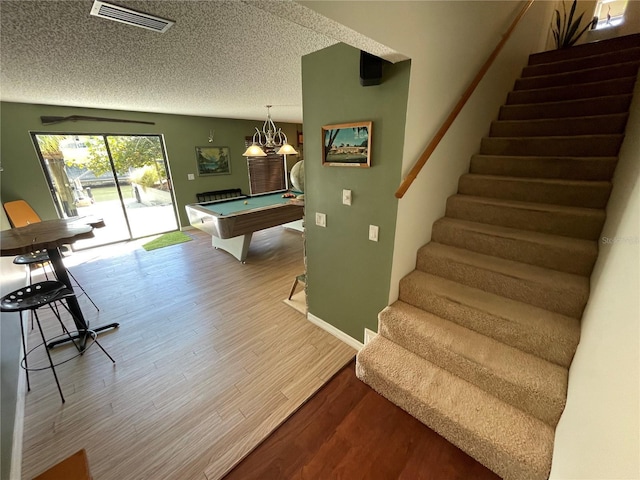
[356,33,640,480]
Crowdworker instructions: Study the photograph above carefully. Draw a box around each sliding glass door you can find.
[32,133,178,249]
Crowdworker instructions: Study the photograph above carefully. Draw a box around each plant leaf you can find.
[569,17,596,46]
[565,11,585,46]
[567,0,578,35]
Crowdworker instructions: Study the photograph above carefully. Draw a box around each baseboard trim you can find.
[307,313,364,351]
[10,314,29,480]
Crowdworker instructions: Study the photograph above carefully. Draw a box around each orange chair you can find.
[3,200,98,311]
[33,449,93,480]
[4,199,41,226]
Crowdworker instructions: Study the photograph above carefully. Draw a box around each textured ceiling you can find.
[0,0,403,123]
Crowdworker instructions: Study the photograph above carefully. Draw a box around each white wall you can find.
[300,0,553,302]
[550,79,640,480]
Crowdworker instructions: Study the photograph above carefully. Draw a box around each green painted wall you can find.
[0,102,299,228]
[302,44,410,342]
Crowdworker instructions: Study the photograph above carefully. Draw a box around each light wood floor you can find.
[19,227,356,480]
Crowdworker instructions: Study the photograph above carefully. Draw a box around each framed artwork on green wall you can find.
[322,121,372,167]
[195,146,231,175]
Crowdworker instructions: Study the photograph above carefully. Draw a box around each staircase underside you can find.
[356,33,640,480]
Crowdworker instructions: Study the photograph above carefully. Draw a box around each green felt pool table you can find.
[185,192,304,262]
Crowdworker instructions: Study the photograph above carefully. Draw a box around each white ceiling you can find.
[0,0,404,124]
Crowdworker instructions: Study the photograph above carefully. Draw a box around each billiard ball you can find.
[244,201,248,205]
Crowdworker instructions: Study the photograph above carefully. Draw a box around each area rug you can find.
[142,231,192,251]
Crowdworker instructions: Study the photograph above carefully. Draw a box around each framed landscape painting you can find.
[322,121,372,167]
[195,146,231,175]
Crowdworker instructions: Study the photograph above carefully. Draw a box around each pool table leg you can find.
[212,233,253,262]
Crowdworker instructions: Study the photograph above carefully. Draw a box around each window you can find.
[593,0,628,29]
[244,137,288,195]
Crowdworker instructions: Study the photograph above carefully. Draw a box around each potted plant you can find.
[552,0,598,49]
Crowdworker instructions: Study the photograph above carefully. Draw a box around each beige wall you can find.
[550,78,640,480]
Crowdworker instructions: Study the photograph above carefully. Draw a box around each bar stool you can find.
[0,281,115,403]
[288,273,306,300]
[4,200,99,312]
[13,250,100,312]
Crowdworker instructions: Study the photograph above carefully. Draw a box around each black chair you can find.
[0,281,115,403]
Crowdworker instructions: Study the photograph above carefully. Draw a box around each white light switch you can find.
[316,212,327,227]
[369,225,379,242]
[342,189,352,206]
[187,173,195,180]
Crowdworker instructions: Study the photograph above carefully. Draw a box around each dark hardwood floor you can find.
[223,359,501,480]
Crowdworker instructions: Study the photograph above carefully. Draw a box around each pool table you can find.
[185,192,304,262]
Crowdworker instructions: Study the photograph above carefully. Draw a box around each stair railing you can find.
[395,0,535,199]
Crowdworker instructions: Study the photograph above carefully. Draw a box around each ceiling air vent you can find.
[90,1,174,33]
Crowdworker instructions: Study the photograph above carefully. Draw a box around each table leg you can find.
[212,233,253,263]
[46,247,119,350]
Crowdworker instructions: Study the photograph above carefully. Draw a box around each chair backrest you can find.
[4,200,42,227]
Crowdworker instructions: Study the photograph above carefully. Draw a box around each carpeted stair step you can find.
[445,194,605,240]
[398,270,580,367]
[507,77,638,105]
[356,335,555,480]
[528,33,640,65]
[416,242,589,318]
[431,217,598,275]
[469,154,618,181]
[457,174,611,208]
[489,113,629,137]
[513,61,640,91]
[480,134,623,157]
[499,94,633,120]
[522,46,640,77]
[378,301,568,426]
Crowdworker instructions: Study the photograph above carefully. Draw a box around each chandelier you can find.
[242,105,299,157]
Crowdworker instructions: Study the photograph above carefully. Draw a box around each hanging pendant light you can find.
[242,105,298,157]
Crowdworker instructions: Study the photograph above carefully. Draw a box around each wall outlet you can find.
[342,189,352,206]
[369,225,379,242]
[187,173,195,180]
[315,212,326,227]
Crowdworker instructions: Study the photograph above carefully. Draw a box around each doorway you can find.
[32,133,179,249]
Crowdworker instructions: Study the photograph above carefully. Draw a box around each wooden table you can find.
[0,216,119,349]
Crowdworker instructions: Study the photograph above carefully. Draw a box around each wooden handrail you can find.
[395,0,535,199]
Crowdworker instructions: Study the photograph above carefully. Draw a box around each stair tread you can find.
[529,34,640,64]
[357,335,555,480]
[499,92,632,120]
[461,173,611,188]
[522,47,640,76]
[514,60,640,90]
[484,133,624,140]
[491,112,628,126]
[418,242,589,291]
[434,217,598,251]
[433,217,597,276]
[380,301,568,426]
[449,194,605,216]
[502,94,632,110]
[508,77,637,101]
[458,173,612,208]
[470,154,618,180]
[400,270,581,367]
[471,154,618,162]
